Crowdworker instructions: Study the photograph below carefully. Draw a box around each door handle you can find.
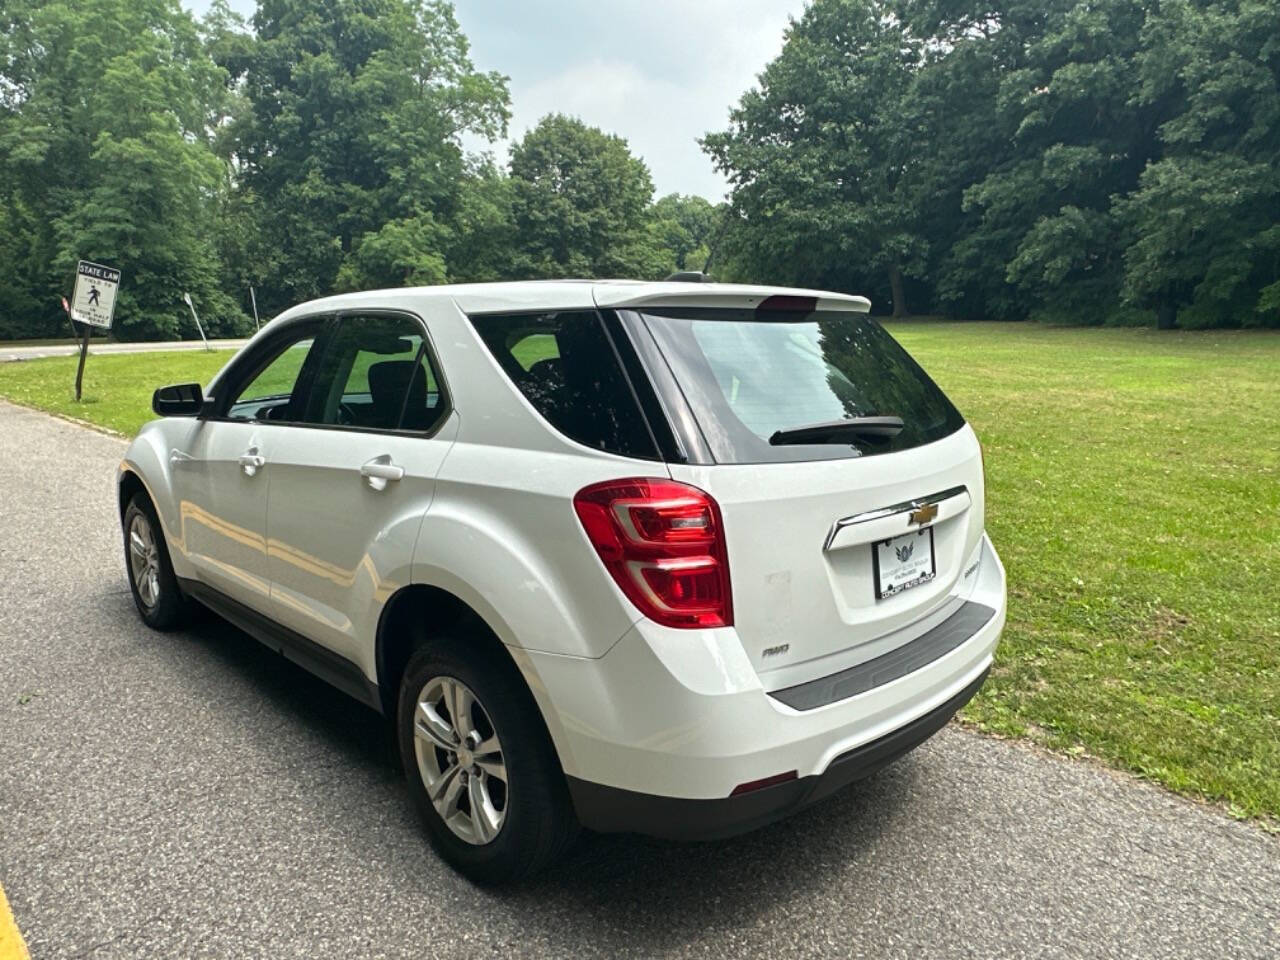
[169,449,193,467]
[360,456,404,491]
[238,448,265,477]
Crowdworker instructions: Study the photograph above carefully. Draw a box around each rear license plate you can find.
[873,529,936,599]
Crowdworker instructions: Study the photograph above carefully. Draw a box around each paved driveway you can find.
[0,339,247,362]
[0,401,1275,959]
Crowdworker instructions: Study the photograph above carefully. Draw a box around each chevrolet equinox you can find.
[119,280,1006,883]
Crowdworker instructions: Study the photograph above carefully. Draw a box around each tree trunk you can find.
[1156,302,1177,330]
[888,265,908,318]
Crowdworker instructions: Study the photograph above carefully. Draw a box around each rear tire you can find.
[397,637,579,884]
[123,493,195,631]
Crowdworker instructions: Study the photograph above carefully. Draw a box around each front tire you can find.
[397,638,578,884]
[123,493,194,631]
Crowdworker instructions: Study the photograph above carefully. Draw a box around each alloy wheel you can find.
[412,675,508,845]
[128,512,161,609]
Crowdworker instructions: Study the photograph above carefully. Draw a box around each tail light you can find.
[573,478,733,629]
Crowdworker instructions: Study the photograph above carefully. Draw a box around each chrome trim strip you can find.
[823,484,968,551]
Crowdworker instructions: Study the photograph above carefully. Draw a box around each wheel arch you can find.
[374,583,575,776]
[115,422,189,564]
[118,467,147,518]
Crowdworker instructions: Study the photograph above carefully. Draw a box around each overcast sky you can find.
[186,0,806,200]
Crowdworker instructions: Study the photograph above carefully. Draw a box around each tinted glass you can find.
[303,314,446,432]
[469,310,659,459]
[640,308,964,463]
[227,335,318,422]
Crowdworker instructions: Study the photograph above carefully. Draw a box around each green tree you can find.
[703,0,930,316]
[445,160,517,282]
[956,0,1158,325]
[651,193,717,272]
[0,0,248,340]
[200,0,262,324]
[223,0,509,308]
[1117,0,1280,328]
[894,0,1017,320]
[508,114,662,279]
[709,0,1280,328]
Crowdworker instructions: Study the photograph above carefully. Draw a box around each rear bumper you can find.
[567,667,988,840]
[524,533,1005,823]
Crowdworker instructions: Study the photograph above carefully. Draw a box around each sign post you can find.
[73,321,91,402]
[249,285,261,331]
[182,292,211,351]
[69,260,121,401]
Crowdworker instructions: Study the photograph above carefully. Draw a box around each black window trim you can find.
[596,309,689,463]
[464,306,677,463]
[611,308,715,465]
[205,308,455,441]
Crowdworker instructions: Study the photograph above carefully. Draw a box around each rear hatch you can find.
[620,297,985,686]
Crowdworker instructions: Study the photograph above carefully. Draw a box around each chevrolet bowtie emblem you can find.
[909,502,938,526]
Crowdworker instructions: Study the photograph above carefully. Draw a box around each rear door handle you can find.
[238,448,265,477]
[360,456,404,491]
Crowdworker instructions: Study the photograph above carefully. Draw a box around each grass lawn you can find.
[886,323,1279,824]
[1,323,1277,822]
[0,350,231,436]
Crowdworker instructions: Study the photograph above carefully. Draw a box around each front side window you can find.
[639,307,965,463]
[469,310,659,460]
[302,314,447,433]
[226,332,319,422]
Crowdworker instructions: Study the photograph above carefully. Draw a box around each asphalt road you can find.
[1,400,1276,959]
[0,339,248,362]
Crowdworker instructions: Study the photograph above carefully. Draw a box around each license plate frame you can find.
[873,528,937,599]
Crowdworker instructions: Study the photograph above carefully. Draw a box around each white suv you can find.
[120,280,1005,883]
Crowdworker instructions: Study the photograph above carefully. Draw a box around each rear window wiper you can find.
[768,416,904,446]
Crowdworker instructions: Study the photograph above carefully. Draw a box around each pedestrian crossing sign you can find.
[71,260,121,328]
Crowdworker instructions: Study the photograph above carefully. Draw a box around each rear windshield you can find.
[469,310,660,460]
[639,307,964,463]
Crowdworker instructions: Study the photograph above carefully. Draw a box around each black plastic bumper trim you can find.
[768,600,996,711]
[566,666,989,840]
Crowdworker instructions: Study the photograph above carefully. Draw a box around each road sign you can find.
[70,261,121,329]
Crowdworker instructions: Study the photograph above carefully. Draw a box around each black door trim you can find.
[177,576,383,713]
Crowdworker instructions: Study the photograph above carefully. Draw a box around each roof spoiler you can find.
[596,283,872,314]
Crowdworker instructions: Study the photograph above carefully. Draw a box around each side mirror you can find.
[152,382,205,417]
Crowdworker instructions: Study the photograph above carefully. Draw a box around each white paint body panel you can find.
[122,280,1006,803]
[264,413,460,675]
[166,418,274,610]
[532,534,1004,796]
[672,425,986,679]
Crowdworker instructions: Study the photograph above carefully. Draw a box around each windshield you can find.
[638,307,965,464]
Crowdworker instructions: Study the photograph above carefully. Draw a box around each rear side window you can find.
[639,307,964,463]
[469,311,659,459]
